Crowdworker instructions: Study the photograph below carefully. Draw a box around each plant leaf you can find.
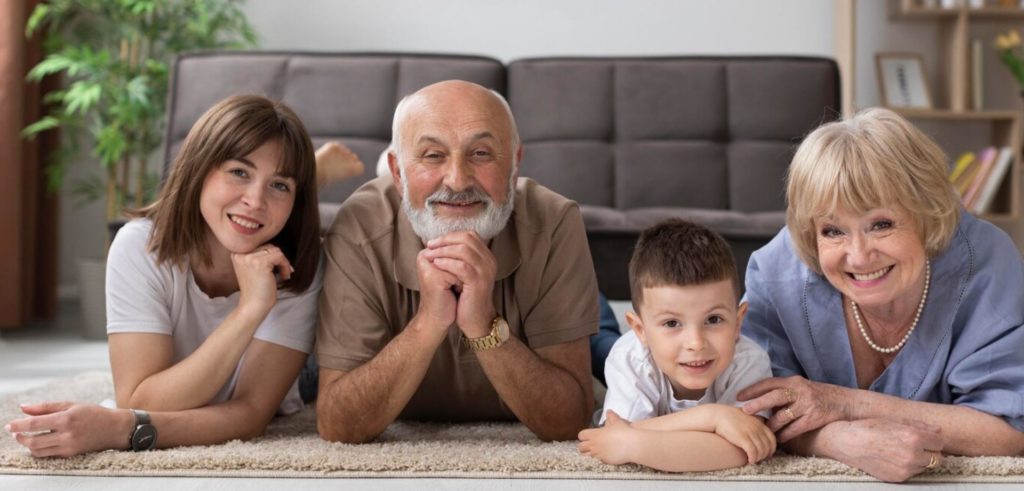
[25,4,50,38]
[21,116,61,139]
[26,54,74,81]
[63,81,103,116]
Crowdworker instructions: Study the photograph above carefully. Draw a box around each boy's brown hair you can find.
[628,219,738,310]
[131,94,320,293]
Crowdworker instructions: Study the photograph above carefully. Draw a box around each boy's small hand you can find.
[712,405,777,464]
[577,410,637,465]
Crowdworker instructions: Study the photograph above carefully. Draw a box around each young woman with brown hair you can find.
[6,94,330,456]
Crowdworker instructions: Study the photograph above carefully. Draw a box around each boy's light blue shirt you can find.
[742,211,1024,431]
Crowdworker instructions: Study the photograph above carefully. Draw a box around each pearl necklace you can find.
[849,260,930,354]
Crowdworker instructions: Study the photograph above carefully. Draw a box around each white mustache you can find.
[425,187,491,206]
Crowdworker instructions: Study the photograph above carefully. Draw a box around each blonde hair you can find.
[786,107,960,273]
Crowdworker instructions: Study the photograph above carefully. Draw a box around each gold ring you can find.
[925,452,939,469]
[783,407,796,421]
[784,388,795,404]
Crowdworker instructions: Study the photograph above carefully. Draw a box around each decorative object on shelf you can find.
[876,53,934,108]
[994,29,1024,91]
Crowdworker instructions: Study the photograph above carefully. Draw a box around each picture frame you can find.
[875,53,933,109]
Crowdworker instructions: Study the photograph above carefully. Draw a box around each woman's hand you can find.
[823,418,944,483]
[231,245,292,320]
[5,402,134,457]
[738,376,853,442]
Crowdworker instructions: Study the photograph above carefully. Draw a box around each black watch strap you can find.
[129,409,157,451]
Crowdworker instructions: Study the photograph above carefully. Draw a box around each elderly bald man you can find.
[315,80,599,443]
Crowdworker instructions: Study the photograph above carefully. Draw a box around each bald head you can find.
[387,80,522,242]
[390,80,520,159]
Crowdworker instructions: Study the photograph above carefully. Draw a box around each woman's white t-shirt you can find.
[105,219,321,414]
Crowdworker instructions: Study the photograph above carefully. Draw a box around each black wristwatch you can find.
[129,409,157,451]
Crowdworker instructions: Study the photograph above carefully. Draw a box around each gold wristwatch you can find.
[462,316,510,351]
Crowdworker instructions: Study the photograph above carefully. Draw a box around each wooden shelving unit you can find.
[888,1,1023,222]
[893,108,1021,221]
[895,0,1024,110]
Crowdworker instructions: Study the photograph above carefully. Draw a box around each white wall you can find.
[246,0,836,59]
[57,0,839,296]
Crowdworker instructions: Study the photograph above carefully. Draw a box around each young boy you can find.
[578,219,775,472]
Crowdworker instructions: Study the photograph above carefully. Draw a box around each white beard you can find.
[401,171,516,243]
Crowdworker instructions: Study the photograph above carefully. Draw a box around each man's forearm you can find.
[475,337,592,441]
[317,317,446,443]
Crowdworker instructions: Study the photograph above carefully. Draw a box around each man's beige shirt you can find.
[317,176,599,422]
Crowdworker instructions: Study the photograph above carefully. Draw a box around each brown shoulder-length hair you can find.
[132,94,320,293]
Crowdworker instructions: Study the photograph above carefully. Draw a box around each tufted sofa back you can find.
[507,57,840,214]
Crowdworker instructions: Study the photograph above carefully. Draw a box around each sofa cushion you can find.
[580,205,785,239]
[508,57,839,213]
[519,142,614,207]
[508,61,613,141]
[615,61,727,141]
[615,141,728,209]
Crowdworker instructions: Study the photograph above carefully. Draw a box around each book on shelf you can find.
[961,146,998,210]
[971,39,983,110]
[972,146,1014,214]
[949,151,975,183]
[953,149,987,197]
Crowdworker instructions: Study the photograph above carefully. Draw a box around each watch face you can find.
[497,318,510,341]
[131,425,158,451]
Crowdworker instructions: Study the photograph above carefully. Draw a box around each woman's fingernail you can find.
[3,424,10,432]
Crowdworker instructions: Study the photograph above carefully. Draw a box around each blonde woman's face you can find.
[814,204,927,313]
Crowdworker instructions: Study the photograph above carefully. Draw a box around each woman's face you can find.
[199,139,297,257]
[814,204,927,310]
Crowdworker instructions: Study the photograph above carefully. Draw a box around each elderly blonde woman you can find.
[738,108,1024,482]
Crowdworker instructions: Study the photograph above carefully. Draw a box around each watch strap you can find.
[129,409,156,451]
[462,316,507,351]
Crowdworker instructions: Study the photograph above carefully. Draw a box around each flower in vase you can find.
[994,29,1024,91]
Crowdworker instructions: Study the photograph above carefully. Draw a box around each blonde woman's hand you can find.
[5,402,133,457]
[824,418,944,483]
[739,375,852,442]
[231,245,292,320]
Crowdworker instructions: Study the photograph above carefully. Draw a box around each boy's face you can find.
[626,280,746,401]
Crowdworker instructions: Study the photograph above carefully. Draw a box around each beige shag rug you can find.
[1,372,1023,482]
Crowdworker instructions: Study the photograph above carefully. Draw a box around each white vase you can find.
[77,258,107,340]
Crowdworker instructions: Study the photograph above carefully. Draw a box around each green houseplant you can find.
[23,0,257,338]
[24,0,257,227]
